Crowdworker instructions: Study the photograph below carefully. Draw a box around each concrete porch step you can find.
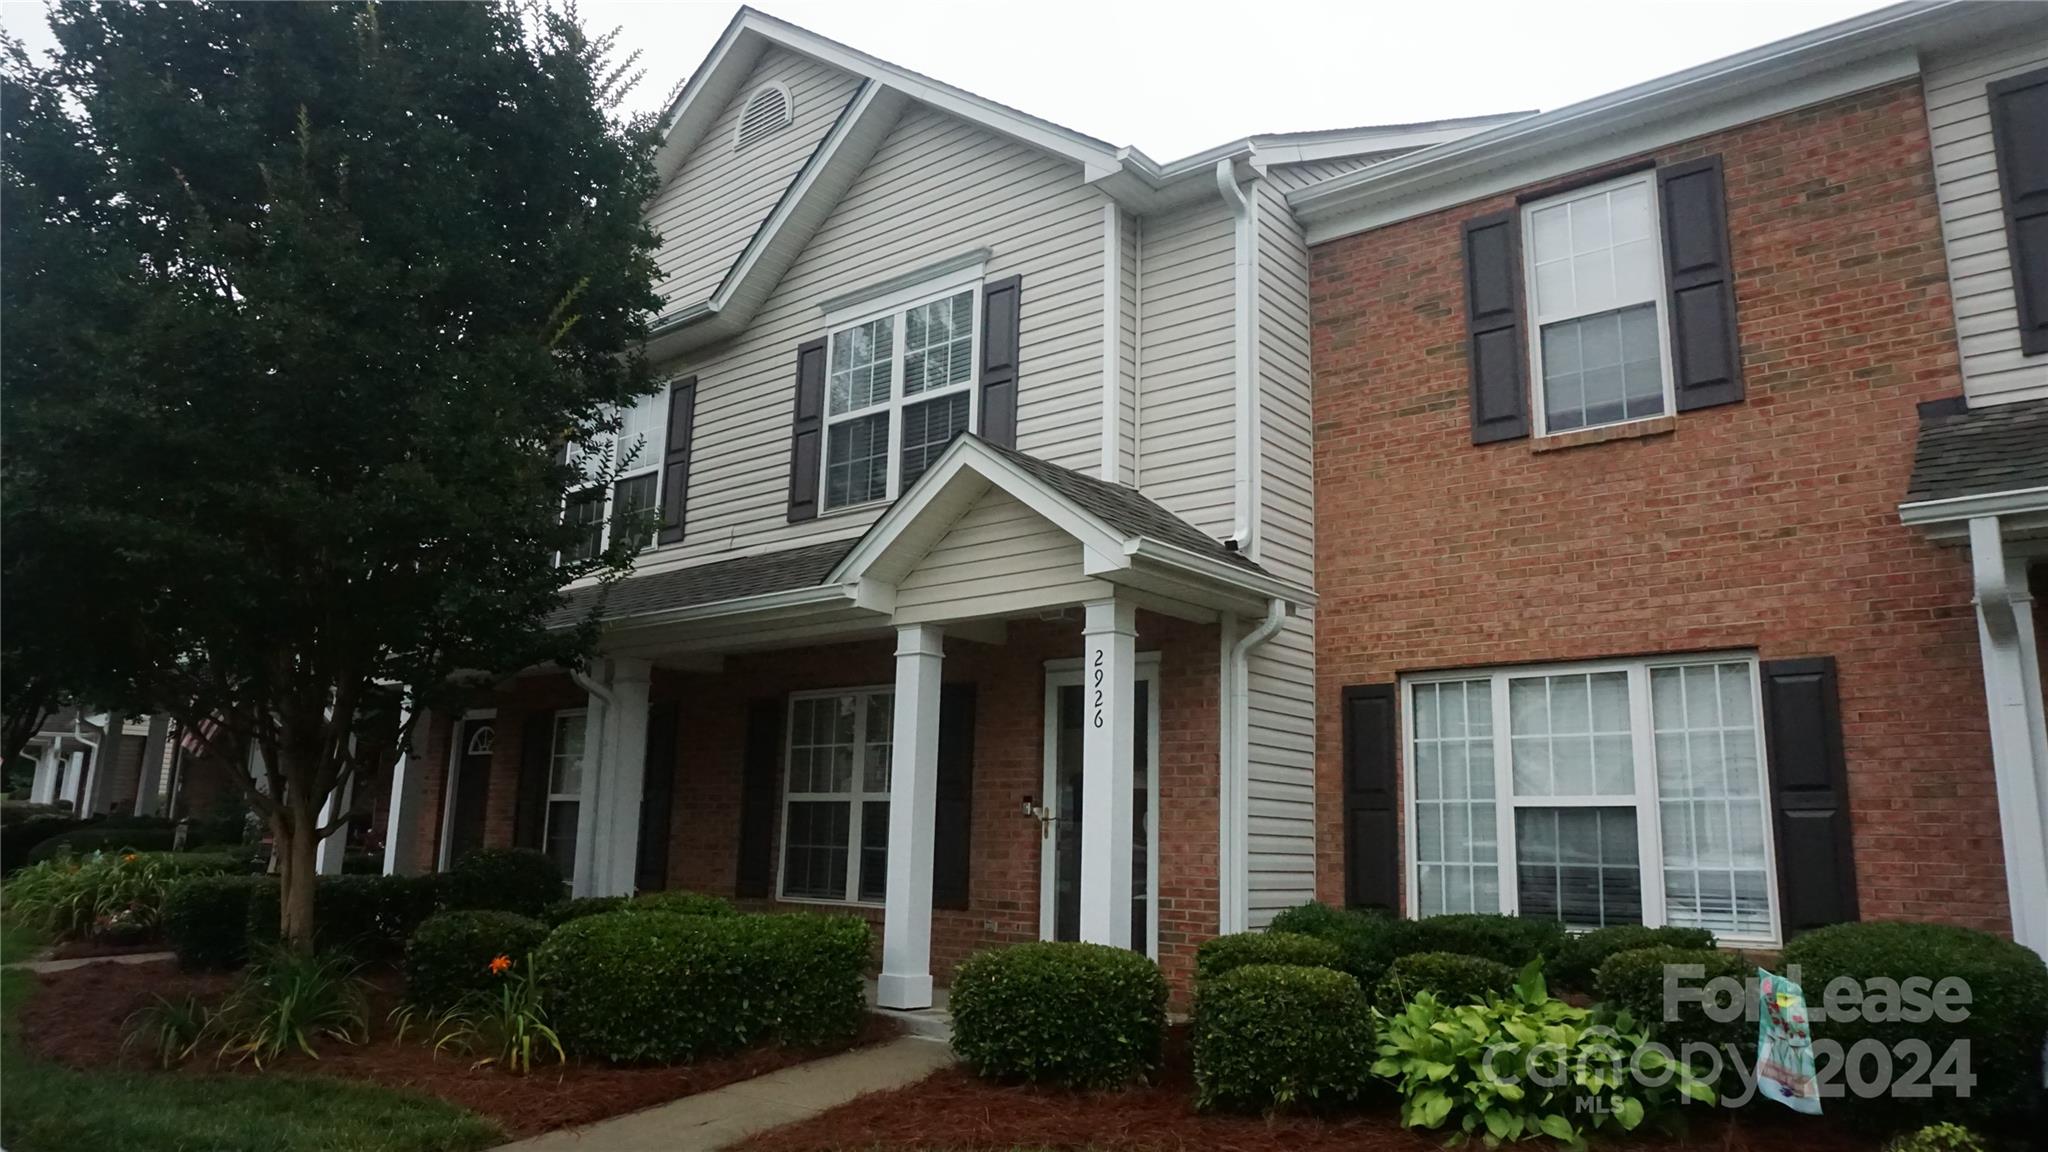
[865,981,953,1043]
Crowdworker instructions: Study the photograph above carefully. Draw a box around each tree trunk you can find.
[276,798,319,952]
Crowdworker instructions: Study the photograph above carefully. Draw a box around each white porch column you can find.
[571,690,608,898]
[134,715,171,816]
[382,706,427,876]
[1969,517,2048,961]
[315,772,354,876]
[61,749,86,810]
[1080,597,1137,948]
[30,744,59,803]
[878,624,944,1010]
[598,659,653,898]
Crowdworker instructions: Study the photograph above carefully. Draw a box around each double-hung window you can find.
[543,710,586,883]
[559,388,668,562]
[1406,655,1777,942]
[821,285,978,512]
[778,689,893,904]
[1523,172,1674,435]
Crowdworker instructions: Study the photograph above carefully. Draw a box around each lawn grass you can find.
[0,966,503,1152]
[1,914,48,965]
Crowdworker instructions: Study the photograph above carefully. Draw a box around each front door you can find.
[443,719,494,866]
[1045,672,1154,955]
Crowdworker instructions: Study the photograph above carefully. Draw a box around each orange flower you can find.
[121,853,138,863]
[488,954,513,975]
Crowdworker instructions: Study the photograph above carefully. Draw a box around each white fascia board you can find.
[1899,485,2048,526]
[1123,538,1317,608]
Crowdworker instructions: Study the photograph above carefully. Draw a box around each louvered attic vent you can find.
[733,83,794,151]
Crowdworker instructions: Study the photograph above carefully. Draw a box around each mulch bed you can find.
[17,956,901,1138]
[734,1027,1887,1152]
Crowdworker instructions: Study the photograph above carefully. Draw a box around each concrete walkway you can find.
[494,1035,955,1152]
[3,950,176,974]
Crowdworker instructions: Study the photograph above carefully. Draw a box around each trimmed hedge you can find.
[1593,945,1749,1056]
[1394,914,1566,968]
[1550,925,1716,992]
[950,941,1167,1089]
[1195,931,1344,983]
[628,889,735,918]
[1268,902,1402,992]
[315,873,442,958]
[25,825,176,865]
[405,910,551,1011]
[162,874,278,969]
[1,813,85,873]
[536,911,871,1064]
[1193,963,1374,1113]
[1373,951,1516,1015]
[438,848,562,918]
[542,896,627,928]
[1785,921,2048,1127]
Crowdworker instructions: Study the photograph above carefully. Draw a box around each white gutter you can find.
[1124,538,1316,607]
[1100,198,1123,483]
[1215,159,1260,558]
[1899,484,2048,525]
[1220,597,1288,934]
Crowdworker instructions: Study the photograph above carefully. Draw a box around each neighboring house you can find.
[1302,0,2048,960]
[17,709,175,818]
[375,6,1521,1001]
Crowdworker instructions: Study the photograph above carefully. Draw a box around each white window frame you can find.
[1401,653,1782,946]
[542,708,587,885]
[774,685,895,907]
[1520,171,1678,438]
[559,388,673,563]
[817,269,983,514]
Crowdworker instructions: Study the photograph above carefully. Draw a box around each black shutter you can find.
[513,709,554,851]
[636,700,678,892]
[786,339,826,522]
[1462,212,1530,444]
[978,275,1021,449]
[1658,156,1744,410]
[1761,657,1859,936]
[1988,65,2048,356]
[932,684,977,911]
[1341,684,1400,912]
[736,697,783,899]
[657,378,696,545]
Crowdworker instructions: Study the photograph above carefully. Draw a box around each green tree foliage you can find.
[1,1,665,947]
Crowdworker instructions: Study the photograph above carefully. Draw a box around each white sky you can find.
[1,0,1893,161]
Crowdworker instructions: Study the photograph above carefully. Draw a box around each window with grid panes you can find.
[779,690,894,903]
[822,287,976,511]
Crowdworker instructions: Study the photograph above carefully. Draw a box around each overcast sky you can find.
[2,0,1894,160]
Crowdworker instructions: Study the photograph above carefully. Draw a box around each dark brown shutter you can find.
[1988,65,2048,356]
[513,709,555,851]
[1658,156,1744,411]
[636,700,678,892]
[657,378,696,545]
[786,340,826,522]
[736,697,783,899]
[1761,657,1859,936]
[932,684,976,911]
[1461,212,1530,444]
[978,275,1022,449]
[1341,684,1400,912]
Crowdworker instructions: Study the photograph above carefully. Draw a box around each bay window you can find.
[1405,655,1777,941]
[821,285,978,512]
[778,689,894,904]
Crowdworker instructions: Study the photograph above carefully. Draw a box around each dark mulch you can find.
[18,957,901,1139]
[734,1027,1886,1152]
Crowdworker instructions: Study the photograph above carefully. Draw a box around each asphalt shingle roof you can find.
[1904,397,2048,505]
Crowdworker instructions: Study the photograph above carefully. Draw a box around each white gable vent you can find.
[733,82,794,151]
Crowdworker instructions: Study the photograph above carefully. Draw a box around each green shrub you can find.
[541,896,626,928]
[6,849,232,942]
[1195,931,1344,983]
[404,910,550,1012]
[1394,913,1566,968]
[438,848,563,918]
[949,941,1167,1089]
[536,911,871,1063]
[0,813,84,873]
[1593,945,1749,1056]
[1269,902,1402,991]
[162,874,278,969]
[1886,1123,1988,1152]
[1549,924,1716,992]
[628,889,735,918]
[25,825,176,865]
[1784,920,2048,1127]
[1373,961,1713,1144]
[1374,951,1516,1015]
[314,874,442,958]
[1193,963,1374,1113]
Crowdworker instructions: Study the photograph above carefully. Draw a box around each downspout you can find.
[1220,597,1288,934]
[570,667,613,897]
[1215,158,1259,557]
[1131,213,1145,490]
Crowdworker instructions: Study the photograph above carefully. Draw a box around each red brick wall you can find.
[1309,80,2006,932]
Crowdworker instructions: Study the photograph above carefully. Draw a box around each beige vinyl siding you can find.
[1135,199,1238,540]
[1246,610,1318,926]
[1925,38,2048,406]
[648,49,863,312]
[1119,210,1140,486]
[1265,155,1394,194]
[634,103,1106,577]
[893,491,1108,623]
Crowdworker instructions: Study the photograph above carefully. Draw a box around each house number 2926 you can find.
[1090,650,1105,728]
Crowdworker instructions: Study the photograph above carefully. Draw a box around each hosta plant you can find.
[1372,960,1714,1147]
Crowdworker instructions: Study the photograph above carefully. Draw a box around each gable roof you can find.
[973,440,1260,572]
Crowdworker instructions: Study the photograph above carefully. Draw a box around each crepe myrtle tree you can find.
[1,1,667,946]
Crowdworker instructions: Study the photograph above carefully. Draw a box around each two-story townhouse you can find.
[1302,0,2048,961]
[374,6,1522,1002]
